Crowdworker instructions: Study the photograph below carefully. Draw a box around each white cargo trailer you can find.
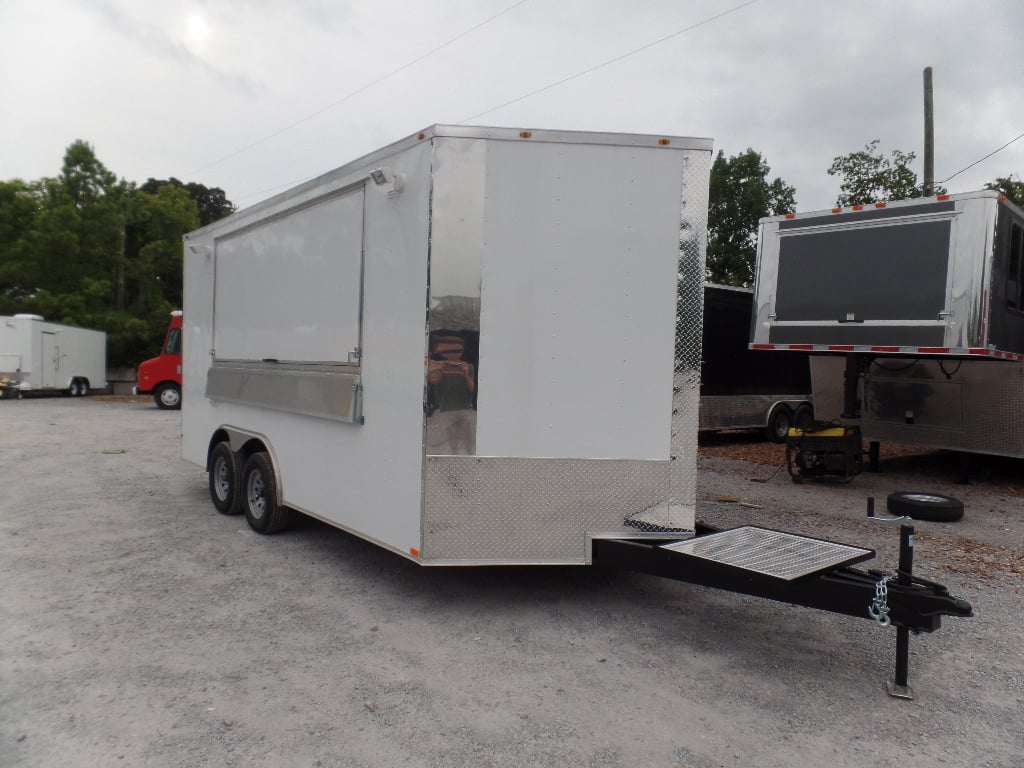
[0,314,106,397]
[751,190,1024,464]
[183,125,711,561]
[181,125,972,693]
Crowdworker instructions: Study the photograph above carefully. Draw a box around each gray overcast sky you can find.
[2,0,1022,213]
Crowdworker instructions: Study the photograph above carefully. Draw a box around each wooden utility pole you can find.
[923,67,934,196]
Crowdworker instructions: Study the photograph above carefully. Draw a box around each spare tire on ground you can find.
[886,491,964,522]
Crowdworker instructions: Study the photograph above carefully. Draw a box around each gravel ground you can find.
[2,399,1022,768]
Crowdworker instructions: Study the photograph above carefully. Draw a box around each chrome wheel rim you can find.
[213,457,231,501]
[247,470,266,519]
[901,493,946,503]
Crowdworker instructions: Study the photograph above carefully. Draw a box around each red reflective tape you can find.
[788,344,815,350]
[828,345,855,351]
[968,348,991,356]
[751,344,777,350]
[870,346,900,353]
[917,347,950,354]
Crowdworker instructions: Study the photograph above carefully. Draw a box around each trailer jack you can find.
[596,499,972,697]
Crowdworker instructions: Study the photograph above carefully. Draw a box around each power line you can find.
[186,0,531,178]
[939,130,1024,184]
[460,0,765,123]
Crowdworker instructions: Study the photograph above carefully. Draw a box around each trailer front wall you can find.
[421,135,709,562]
[0,319,31,385]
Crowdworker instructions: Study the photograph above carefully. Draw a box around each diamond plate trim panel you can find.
[423,457,673,562]
[671,149,711,518]
[661,526,874,581]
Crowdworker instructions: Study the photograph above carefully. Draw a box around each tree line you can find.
[0,140,233,368]
[2,138,1023,369]
[706,141,1024,287]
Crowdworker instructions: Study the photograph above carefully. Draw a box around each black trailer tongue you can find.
[595,500,972,699]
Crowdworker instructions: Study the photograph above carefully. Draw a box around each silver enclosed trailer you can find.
[751,190,1024,461]
[0,314,106,397]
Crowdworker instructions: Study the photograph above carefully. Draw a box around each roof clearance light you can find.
[875,202,887,208]
[658,138,671,146]
[937,194,950,201]
[852,204,864,211]
[832,208,842,214]
[785,213,796,219]
[519,131,533,139]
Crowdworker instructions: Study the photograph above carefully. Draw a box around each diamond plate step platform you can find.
[660,526,874,582]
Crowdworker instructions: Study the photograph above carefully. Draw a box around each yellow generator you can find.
[785,423,863,483]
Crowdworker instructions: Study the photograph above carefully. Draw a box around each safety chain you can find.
[868,574,896,626]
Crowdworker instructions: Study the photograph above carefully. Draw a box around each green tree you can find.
[127,184,199,312]
[0,140,230,367]
[985,176,1024,207]
[827,139,942,206]
[30,141,125,299]
[0,179,43,310]
[140,177,234,227]
[706,149,796,287]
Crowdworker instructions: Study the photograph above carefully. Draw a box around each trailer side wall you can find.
[183,139,434,556]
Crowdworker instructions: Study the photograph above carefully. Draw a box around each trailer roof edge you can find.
[186,125,713,239]
[758,189,1013,226]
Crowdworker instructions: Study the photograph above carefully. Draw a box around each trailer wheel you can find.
[241,452,290,534]
[766,404,793,443]
[155,383,181,410]
[887,492,964,522]
[208,442,242,515]
[68,379,81,397]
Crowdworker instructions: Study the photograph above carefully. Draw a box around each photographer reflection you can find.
[426,333,477,455]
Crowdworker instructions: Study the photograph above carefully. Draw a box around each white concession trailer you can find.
[183,125,711,562]
[0,314,106,397]
[182,125,971,693]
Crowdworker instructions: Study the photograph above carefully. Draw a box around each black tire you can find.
[154,383,182,410]
[887,491,964,522]
[793,403,814,430]
[68,379,80,397]
[208,442,242,515]
[766,404,793,443]
[241,452,290,534]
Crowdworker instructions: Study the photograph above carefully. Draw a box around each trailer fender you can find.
[208,426,285,508]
